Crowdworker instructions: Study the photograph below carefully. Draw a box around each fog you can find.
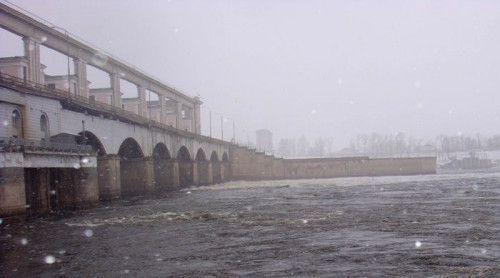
[2,0,500,151]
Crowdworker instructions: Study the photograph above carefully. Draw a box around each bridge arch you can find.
[222,152,229,162]
[78,131,106,156]
[177,146,193,187]
[196,148,212,185]
[153,143,171,160]
[118,138,146,196]
[118,138,144,159]
[195,148,207,162]
[210,151,219,162]
[152,142,176,192]
[177,146,191,162]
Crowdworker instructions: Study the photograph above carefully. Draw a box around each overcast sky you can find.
[2,0,500,150]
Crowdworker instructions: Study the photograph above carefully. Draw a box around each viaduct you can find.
[0,3,436,218]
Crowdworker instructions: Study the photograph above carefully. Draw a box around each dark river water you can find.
[1,173,499,277]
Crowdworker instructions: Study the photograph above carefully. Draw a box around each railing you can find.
[0,137,93,153]
[0,73,229,145]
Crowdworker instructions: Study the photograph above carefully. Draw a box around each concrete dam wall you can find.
[229,146,436,180]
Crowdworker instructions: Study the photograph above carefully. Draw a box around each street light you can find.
[225,117,236,143]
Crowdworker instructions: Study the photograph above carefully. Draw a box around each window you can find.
[11,110,22,138]
[47,83,56,90]
[40,114,49,140]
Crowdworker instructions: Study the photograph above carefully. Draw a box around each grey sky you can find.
[2,0,500,150]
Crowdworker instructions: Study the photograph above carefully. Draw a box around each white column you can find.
[177,102,183,130]
[138,85,146,117]
[159,95,166,124]
[23,37,41,83]
[74,59,88,97]
[110,73,121,108]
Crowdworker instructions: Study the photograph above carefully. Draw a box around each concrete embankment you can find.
[229,146,436,181]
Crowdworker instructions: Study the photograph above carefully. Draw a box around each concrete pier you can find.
[97,155,121,200]
[154,160,180,191]
[120,158,154,196]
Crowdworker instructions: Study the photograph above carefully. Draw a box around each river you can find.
[1,173,499,277]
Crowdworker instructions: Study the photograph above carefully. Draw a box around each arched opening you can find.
[153,143,175,192]
[11,109,23,138]
[196,148,212,185]
[77,131,106,156]
[211,151,222,184]
[118,138,147,196]
[118,138,144,159]
[177,146,191,162]
[210,151,219,162]
[40,113,49,141]
[195,148,207,161]
[177,146,193,187]
[222,152,229,162]
[153,143,171,160]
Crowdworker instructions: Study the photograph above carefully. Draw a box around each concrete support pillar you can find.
[154,160,180,191]
[192,162,199,185]
[178,161,197,187]
[212,162,222,184]
[74,59,88,97]
[97,155,121,200]
[24,168,50,214]
[221,162,231,181]
[120,157,154,196]
[74,166,99,208]
[138,85,146,117]
[197,161,213,185]
[159,95,166,124]
[23,37,42,83]
[110,73,121,108]
[177,102,183,130]
[0,167,26,217]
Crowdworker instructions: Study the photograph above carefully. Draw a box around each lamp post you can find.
[225,117,236,143]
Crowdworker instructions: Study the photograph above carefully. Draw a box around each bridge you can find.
[0,2,231,217]
[0,3,436,219]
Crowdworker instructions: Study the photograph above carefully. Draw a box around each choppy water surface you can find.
[1,173,499,277]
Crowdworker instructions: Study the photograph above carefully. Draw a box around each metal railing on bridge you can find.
[0,137,93,153]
